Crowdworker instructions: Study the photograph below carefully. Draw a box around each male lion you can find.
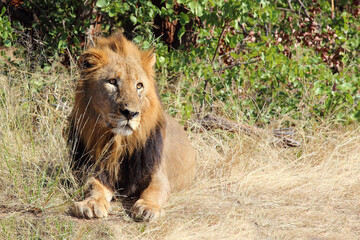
[67,32,196,221]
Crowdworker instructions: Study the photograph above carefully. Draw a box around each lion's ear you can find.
[78,51,103,70]
[148,52,156,68]
[141,49,156,77]
[142,49,156,68]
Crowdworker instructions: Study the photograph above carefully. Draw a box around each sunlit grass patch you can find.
[0,64,360,239]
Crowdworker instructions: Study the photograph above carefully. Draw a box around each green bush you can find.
[1,0,360,124]
[0,7,14,47]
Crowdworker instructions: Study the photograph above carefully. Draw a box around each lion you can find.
[67,32,196,221]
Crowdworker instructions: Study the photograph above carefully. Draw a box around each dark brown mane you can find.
[68,119,165,198]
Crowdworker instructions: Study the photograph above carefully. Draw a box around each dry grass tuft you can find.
[1,68,359,239]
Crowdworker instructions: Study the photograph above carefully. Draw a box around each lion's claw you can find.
[70,197,110,219]
[130,199,164,222]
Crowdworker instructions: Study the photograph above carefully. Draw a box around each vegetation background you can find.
[0,0,360,239]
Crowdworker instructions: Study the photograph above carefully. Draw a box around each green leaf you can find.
[261,52,265,62]
[178,27,186,40]
[188,1,203,16]
[179,12,190,25]
[338,82,354,92]
[158,56,166,64]
[345,93,354,104]
[4,39,11,47]
[277,44,284,52]
[315,87,324,95]
[96,0,108,8]
[130,15,137,24]
[354,109,360,120]
[109,7,117,17]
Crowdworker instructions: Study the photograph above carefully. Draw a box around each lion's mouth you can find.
[111,124,134,136]
[106,114,140,136]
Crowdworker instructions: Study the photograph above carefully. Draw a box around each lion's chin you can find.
[111,125,134,136]
[107,116,140,136]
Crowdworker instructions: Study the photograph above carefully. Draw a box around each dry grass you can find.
[1,67,360,240]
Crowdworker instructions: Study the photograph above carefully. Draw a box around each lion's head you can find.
[73,32,164,144]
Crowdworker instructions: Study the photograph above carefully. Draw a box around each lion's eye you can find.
[136,83,144,90]
[108,79,117,85]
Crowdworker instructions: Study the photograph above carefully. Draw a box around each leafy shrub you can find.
[1,0,360,124]
[0,7,14,47]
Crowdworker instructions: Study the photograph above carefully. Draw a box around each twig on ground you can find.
[187,114,301,148]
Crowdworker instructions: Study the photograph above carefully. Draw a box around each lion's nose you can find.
[120,109,139,120]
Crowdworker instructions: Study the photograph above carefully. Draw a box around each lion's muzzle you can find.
[107,112,141,136]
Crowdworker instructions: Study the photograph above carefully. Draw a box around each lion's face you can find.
[76,34,159,137]
[90,55,149,136]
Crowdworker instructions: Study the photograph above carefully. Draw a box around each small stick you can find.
[187,114,301,148]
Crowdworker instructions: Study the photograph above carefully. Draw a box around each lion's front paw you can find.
[130,199,164,222]
[70,197,110,219]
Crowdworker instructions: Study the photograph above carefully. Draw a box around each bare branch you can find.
[211,20,230,65]
[276,7,296,13]
[297,0,310,18]
[214,56,261,73]
[202,20,231,111]
[287,0,295,11]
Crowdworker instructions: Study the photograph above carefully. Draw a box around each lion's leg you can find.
[70,177,114,219]
[131,167,170,222]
